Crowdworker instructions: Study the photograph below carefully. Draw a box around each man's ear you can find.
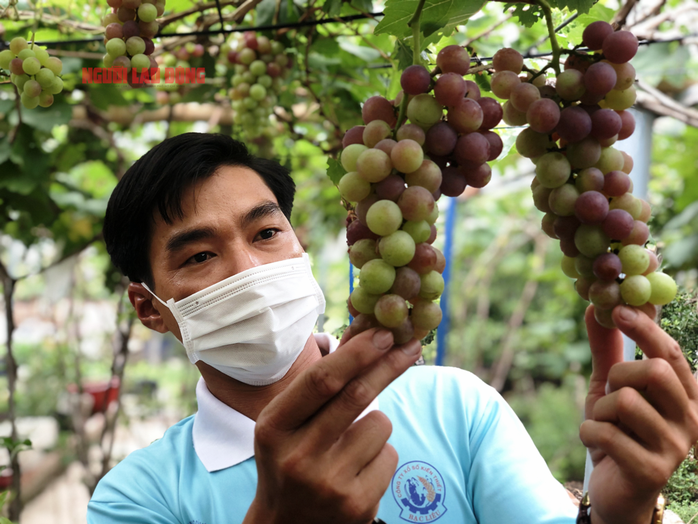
[128,282,170,334]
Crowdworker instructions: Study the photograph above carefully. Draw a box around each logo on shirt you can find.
[391,461,447,522]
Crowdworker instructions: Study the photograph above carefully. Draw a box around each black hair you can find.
[103,133,295,289]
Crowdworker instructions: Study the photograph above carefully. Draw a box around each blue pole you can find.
[349,260,354,324]
[435,196,457,366]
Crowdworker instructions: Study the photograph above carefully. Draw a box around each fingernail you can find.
[605,381,611,396]
[373,329,393,350]
[617,305,637,322]
[401,340,422,356]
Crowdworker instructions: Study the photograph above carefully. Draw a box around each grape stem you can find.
[395,0,428,132]
[534,0,561,75]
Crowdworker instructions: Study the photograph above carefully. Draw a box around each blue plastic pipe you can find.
[435,196,457,366]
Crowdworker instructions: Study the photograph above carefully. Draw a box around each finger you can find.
[334,411,393,475]
[580,420,668,485]
[607,360,689,422]
[260,328,397,432]
[306,339,422,446]
[356,442,399,509]
[585,305,624,418]
[592,386,670,450]
[612,305,698,401]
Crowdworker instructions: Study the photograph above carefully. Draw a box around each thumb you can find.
[584,304,624,419]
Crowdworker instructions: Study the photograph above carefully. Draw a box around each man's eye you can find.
[190,252,213,264]
[258,229,277,240]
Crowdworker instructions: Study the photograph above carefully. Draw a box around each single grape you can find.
[502,101,528,126]
[566,137,602,169]
[575,167,605,193]
[606,60,636,91]
[447,98,483,133]
[407,243,437,274]
[0,50,14,70]
[510,82,541,113]
[375,174,406,201]
[554,215,581,242]
[379,230,416,267]
[401,220,431,244]
[574,255,595,278]
[516,128,555,158]
[561,256,581,279]
[460,163,492,189]
[20,93,40,109]
[602,31,639,64]
[583,21,614,51]
[359,259,396,294]
[609,192,642,219]
[137,3,157,22]
[396,124,426,146]
[374,139,397,157]
[363,96,397,127]
[593,252,623,281]
[493,47,523,74]
[589,280,622,310]
[249,59,267,77]
[390,267,421,300]
[464,80,481,100]
[407,94,443,129]
[574,190,608,224]
[477,97,503,130]
[549,184,580,217]
[363,120,392,148]
[556,106,592,143]
[646,272,677,306]
[526,98,560,134]
[374,294,409,328]
[348,313,378,336]
[618,244,650,275]
[454,132,490,166]
[418,271,444,300]
[595,147,624,175]
[131,53,150,71]
[481,130,503,161]
[603,170,631,197]
[22,57,41,76]
[440,167,466,197]
[490,71,520,99]
[436,45,470,75]
[555,69,586,101]
[106,38,127,57]
[9,37,29,56]
[401,65,431,95]
[343,126,366,147]
[405,160,442,194]
[391,317,415,345]
[411,299,442,331]
[106,22,125,40]
[617,111,636,140]
[535,152,571,188]
[48,76,64,95]
[574,224,610,258]
[349,239,379,269]
[620,220,650,247]
[366,200,403,236]
[602,86,637,111]
[397,186,434,222]
[594,306,617,329]
[338,172,371,202]
[584,62,617,97]
[346,218,378,246]
[424,122,457,157]
[434,73,466,107]
[341,144,367,172]
[620,275,651,306]
[541,213,557,239]
[350,286,381,315]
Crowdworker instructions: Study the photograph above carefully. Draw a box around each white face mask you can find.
[142,253,326,386]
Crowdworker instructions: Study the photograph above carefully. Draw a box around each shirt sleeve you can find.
[87,453,182,524]
[466,382,578,524]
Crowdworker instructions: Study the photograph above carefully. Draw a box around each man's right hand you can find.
[244,328,422,524]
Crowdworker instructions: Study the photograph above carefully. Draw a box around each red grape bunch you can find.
[505,24,677,327]
[154,43,205,104]
[0,37,64,108]
[338,45,505,343]
[226,32,292,139]
[102,0,163,76]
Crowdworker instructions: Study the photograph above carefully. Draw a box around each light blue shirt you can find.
[88,365,578,523]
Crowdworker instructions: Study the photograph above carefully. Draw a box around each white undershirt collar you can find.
[192,333,380,472]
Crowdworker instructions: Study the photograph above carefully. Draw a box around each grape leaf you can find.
[473,71,491,93]
[555,0,594,15]
[321,0,342,16]
[375,0,485,50]
[504,3,543,27]
[326,157,346,186]
[393,40,414,71]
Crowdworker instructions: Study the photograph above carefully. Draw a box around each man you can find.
[88,132,698,524]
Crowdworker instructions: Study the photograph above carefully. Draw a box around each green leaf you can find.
[555,0,594,15]
[474,71,491,93]
[321,0,342,16]
[393,40,414,71]
[88,84,129,109]
[14,100,72,133]
[375,0,486,51]
[505,3,543,27]
[338,39,382,62]
[326,157,346,186]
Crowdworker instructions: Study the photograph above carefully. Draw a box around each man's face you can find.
[144,165,303,340]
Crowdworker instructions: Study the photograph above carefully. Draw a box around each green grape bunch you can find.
[0,37,64,109]
[154,43,206,104]
[338,45,505,344]
[226,31,292,139]
[102,0,164,84]
[503,22,678,328]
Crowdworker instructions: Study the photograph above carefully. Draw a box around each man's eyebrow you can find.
[240,201,284,229]
[165,226,217,256]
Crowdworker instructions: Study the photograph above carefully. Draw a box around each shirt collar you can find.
[192,333,380,472]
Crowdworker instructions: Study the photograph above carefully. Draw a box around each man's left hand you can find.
[580,304,698,524]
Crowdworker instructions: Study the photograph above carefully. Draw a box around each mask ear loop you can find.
[140,281,169,308]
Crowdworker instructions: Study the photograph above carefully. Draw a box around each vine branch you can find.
[535,0,561,75]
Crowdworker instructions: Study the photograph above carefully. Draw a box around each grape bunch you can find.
[0,37,64,109]
[227,32,291,139]
[505,24,677,328]
[102,0,163,78]
[338,45,505,343]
